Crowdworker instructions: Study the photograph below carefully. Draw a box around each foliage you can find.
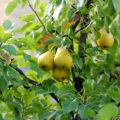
[0,0,120,119]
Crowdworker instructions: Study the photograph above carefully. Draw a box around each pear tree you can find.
[0,0,120,120]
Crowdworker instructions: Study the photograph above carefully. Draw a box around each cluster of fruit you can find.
[37,47,73,81]
[37,28,114,81]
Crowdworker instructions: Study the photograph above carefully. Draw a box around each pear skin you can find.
[38,51,54,71]
[52,67,69,81]
[97,29,114,48]
[54,48,73,69]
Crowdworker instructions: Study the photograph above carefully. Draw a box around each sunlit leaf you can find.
[97,103,118,120]
[30,62,44,77]
[5,0,18,15]
[112,0,120,13]
[19,13,35,22]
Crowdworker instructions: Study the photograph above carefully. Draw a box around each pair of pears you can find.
[38,47,73,81]
[97,28,114,48]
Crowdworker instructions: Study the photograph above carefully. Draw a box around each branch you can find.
[71,1,92,93]
[28,0,46,30]
[10,65,38,85]
[50,93,61,105]
[9,64,61,106]
[0,42,3,47]
[86,0,93,7]
[115,63,120,67]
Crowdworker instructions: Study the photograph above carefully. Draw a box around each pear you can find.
[97,28,114,48]
[52,67,69,81]
[54,48,73,69]
[38,51,54,71]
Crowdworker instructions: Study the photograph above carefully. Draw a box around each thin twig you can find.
[75,22,90,34]
[28,0,46,30]
[62,34,73,41]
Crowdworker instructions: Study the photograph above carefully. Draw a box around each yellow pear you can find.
[52,67,69,81]
[38,51,54,71]
[97,28,114,48]
[54,48,73,69]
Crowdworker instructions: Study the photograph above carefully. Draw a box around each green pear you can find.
[38,51,54,71]
[54,47,73,69]
[52,67,69,81]
[97,28,114,48]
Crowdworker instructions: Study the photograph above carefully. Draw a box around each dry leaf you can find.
[62,15,80,31]
[37,33,55,46]
[0,51,13,65]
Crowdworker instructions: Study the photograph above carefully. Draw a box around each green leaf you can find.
[23,53,31,62]
[19,13,35,22]
[14,55,30,67]
[39,2,46,12]
[57,85,75,97]
[108,86,120,104]
[61,98,79,113]
[7,96,22,120]
[5,0,18,15]
[25,101,43,115]
[0,114,4,120]
[20,0,28,7]
[30,62,44,77]
[15,22,40,33]
[61,38,72,46]
[103,0,115,16]
[0,26,4,41]
[0,101,15,119]
[78,105,95,119]
[43,110,57,120]
[32,86,51,95]
[4,45,17,55]
[7,66,23,86]
[112,0,120,13]
[51,0,62,5]
[84,79,95,92]
[3,20,13,30]
[38,2,47,17]
[55,112,70,120]
[32,79,57,95]
[72,54,83,69]
[0,76,8,92]
[3,33,12,42]
[97,103,118,120]
[109,14,120,45]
